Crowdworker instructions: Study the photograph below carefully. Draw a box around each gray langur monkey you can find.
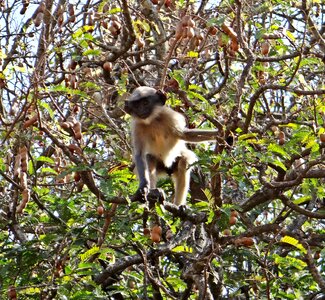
[124,86,218,206]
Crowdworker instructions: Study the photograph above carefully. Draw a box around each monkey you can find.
[124,86,219,206]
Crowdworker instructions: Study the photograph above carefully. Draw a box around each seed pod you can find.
[208,26,218,36]
[143,228,150,236]
[20,6,27,14]
[230,39,239,52]
[186,27,195,39]
[229,216,237,226]
[97,206,104,215]
[22,188,30,202]
[33,12,44,27]
[69,60,78,70]
[112,20,121,30]
[181,15,194,28]
[20,172,28,189]
[23,114,38,128]
[235,237,254,247]
[14,154,21,177]
[22,0,29,7]
[68,4,75,22]
[278,131,285,145]
[319,133,325,143]
[261,41,270,56]
[73,122,82,140]
[175,22,183,40]
[136,37,145,48]
[68,144,82,155]
[111,15,120,22]
[87,11,94,27]
[37,1,45,13]
[108,24,118,36]
[103,61,113,72]
[230,210,238,218]
[74,172,81,182]
[151,225,162,235]
[150,232,161,243]
[221,23,237,41]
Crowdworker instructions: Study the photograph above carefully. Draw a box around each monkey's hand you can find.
[133,185,149,203]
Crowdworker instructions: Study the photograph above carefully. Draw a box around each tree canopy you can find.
[0,0,325,299]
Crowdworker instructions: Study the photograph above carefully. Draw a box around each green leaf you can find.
[186,51,199,58]
[172,246,193,253]
[37,156,55,164]
[293,196,311,205]
[280,236,307,254]
[268,143,289,159]
[40,167,58,175]
[82,49,102,56]
[79,246,100,262]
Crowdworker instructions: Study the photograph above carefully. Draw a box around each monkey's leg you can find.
[146,154,158,189]
[172,156,192,206]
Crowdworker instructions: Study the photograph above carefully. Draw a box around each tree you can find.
[0,0,324,299]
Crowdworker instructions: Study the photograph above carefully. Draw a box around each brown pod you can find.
[14,154,21,176]
[320,133,325,143]
[33,12,44,27]
[22,188,30,202]
[143,228,151,237]
[221,23,237,41]
[103,61,113,72]
[151,225,162,235]
[261,42,270,56]
[20,172,28,189]
[278,131,285,145]
[150,232,161,243]
[181,15,194,27]
[23,114,38,128]
[73,122,82,140]
[68,144,82,155]
[229,216,237,226]
[208,26,218,36]
[175,22,183,40]
[230,39,239,52]
[74,172,81,182]
[97,206,104,215]
[68,4,75,22]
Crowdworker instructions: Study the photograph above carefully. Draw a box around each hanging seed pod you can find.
[181,15,195,28]
[73,122,82,140]
[14,154,21,177]
[33,12,44,27]
[208,26,218,36]
[103,61,113,72]
[23,114,38,128]
[221,23,237,41]
[175,22,183,40]
[261,41,270,56]
[68,4,75,23]
[20,172,28,189]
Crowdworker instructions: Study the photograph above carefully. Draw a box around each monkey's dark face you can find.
[125,97,158,119]
[125,87,167,120]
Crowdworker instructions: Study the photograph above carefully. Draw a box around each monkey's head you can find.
[124,86,167,119]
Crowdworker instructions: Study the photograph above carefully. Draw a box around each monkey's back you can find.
[132,106,191,167]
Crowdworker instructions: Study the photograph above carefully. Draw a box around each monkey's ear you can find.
[156,89,167,105]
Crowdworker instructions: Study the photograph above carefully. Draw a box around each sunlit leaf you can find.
[280,236,307,254]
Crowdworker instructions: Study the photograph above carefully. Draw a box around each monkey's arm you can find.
[181,128,218,143]
[134,152,149,189]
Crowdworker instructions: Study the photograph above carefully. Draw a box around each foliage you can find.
[0,0,324,299]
